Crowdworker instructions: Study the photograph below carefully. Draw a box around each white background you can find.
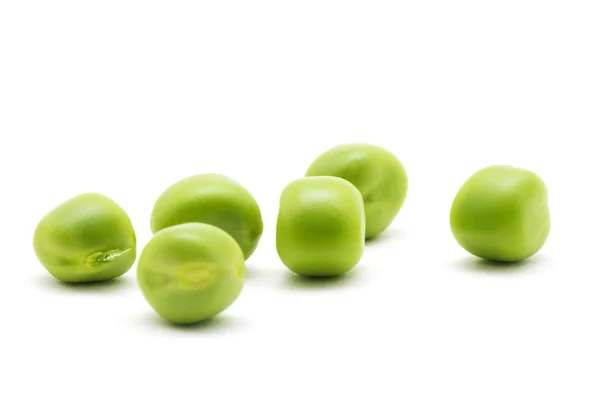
[1,1,599,396]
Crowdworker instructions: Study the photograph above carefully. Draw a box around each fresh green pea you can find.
[137,222,245,324]
[306,143,408,239]
[276,176,365,277]
[450,165,551,262]
[33,193,136,283]
[150,174,263,260]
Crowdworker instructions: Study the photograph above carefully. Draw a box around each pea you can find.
[276,176,365,277]
[137,222,245,324]
[306,143,408,239]
[33,193,137,283]
[150,174,263,260]
[450,165,551,262]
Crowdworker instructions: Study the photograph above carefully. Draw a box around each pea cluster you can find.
[32,143,550,325]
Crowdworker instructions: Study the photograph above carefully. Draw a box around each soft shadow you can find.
[457,255,543,273]
[285,270,360,290]
[366,228,406,245]
[34,274,133,293]
[244,264,263,281]
[142,312,244,333]
[243,264,284,288]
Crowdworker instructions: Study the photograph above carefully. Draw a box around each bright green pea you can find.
[306,143,408,239]
[150,174,263,260]
[33,193,136,283]
[276,176,365,277]
[137,222,245,324]
[450,165,551,262]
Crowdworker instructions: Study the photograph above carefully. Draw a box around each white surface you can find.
[1,1,599,396]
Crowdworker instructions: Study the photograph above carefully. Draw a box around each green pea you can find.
[137,222,245,324]
[306,143,408,239]
[450,165,551,262]
[150,174,263,260]
[276,176,365,277]
[33,193,136,283]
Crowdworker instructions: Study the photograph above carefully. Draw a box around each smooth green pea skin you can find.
[305,143,408,239]
[450,165,551,262]
[137,222,245,324]
[276,176,365,277]
[33,193,137,283]
[150,174,263,260]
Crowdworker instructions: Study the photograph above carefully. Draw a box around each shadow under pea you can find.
[142,312,245,333]
[284,269,363,290]
[34,273,134,293]
[365,228,406,245]
[456,255,544,273]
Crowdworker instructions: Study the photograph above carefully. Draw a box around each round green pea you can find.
[33,193,137,283]
[306,143,408,239]
[450,165,551,262]
[150,174,263,260]
[276,176,365,277]
[137,222,245,324]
